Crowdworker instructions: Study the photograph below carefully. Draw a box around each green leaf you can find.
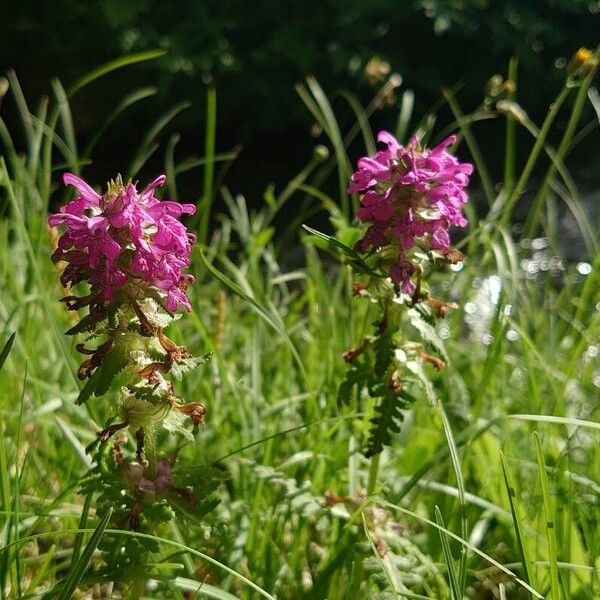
[65,314,96,336]
[408,308,449,362]
[173,464,230,491]
[302,224,373,274]
[169,354,211,380]
[534,432,562,599]
[162,409,194,441]
[0,332,15,372]
[329,218,364,249]
[500,451,535,598]
[54,508,113,600]
[337,359,371,407]
[76,344,128,404]
[143,500,176,524]
[366,390,416,457]
[67,50,167,98]
[435,506,461,600]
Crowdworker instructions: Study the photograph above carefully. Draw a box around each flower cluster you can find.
[49,173,196,314]
[349,131,472,293]
[49,173,212,534]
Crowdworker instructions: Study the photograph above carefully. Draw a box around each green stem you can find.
[443,89,495,207]
[498,85,571,230]
[138,427,156,479]
[127,577,145,599]
[196,85,217,244]
[366,453,381,496]
[523,50,599,238]
[503,57,519,195]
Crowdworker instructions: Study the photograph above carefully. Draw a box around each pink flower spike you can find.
[49,173,196,313]
[349,131,473,290]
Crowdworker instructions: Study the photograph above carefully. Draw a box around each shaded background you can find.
[1,0,599,205]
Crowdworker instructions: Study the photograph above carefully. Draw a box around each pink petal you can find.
[63,173,101,203]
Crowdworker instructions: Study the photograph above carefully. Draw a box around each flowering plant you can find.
[308,131,472,460]
[49,173,224,565]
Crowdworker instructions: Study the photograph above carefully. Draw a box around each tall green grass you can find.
[0,51,598,598]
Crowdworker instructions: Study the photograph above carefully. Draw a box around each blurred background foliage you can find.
[1,0,599,196]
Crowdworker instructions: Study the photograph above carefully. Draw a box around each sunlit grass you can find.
[0,50,599,599]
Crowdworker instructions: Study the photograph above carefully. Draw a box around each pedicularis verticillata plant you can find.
[327,131,472,461]
[49,173,224,564]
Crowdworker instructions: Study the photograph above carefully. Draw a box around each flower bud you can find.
[567,47,598,79]
[313,145,330,163]
[502,80,517,95]
[121,461,144,492]
[485,74,504,98]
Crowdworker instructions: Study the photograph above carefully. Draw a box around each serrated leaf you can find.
[138,298,182,328]
[366,390,416,457]
[77,344,129,404]
[405,359,437,404]
[173,464,230,490]
[169,354,211,380]
[408,308,449,362]
[144,500,176,524]
[162,409,194,441]
[121,396,171,429]
[65,314,97,335]
[373,329,395,378]
[337,360,371,407]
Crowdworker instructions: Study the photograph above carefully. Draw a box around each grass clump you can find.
[0,48,599,599]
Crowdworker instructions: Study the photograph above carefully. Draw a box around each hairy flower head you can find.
[349,131,472,292]
[49,173,196,313]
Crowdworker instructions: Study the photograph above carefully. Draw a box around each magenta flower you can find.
[349,131,472,293]
[49,173,196,313]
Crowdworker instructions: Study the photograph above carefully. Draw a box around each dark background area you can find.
[1,0,599,204]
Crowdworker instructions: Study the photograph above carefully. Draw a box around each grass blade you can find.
[0,332,15,371]
[395,89,415,143]
[500,450,534,597]
[128,101,191,178]
[198,250,307,383]
[443,87,495,206]
[534,432,562,599]
[67,49,167,97]
[435,506,461,599]
[51,79,79,174]
[382,500,543,598]
[510,415,600,431]
[83,86,157,159]
[436,400,468,596]
[174,576,240,599]
[54,508,113,600]
[339,91,375,155]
